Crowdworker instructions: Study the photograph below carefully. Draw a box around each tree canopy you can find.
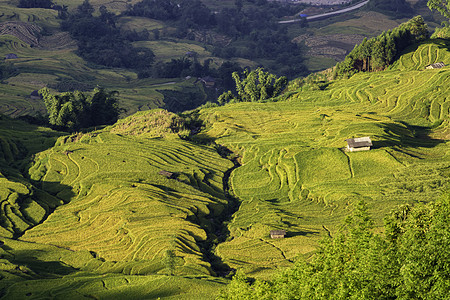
[334,16,428,77]
[427,0,450,20]
[40,87,122,131]
[18,0,53,8]
[218,68,288,104]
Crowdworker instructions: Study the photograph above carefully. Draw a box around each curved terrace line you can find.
[279,0,370,24]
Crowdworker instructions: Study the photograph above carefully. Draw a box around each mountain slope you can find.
[0,39,449,297]
[196,39,450,278]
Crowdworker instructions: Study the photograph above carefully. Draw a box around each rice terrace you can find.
[1,0,450,299]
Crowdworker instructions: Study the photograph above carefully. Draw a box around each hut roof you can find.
[426,62,446,69]
[159,170,175,179]
[346,137,372,148]
[270,230,286,235]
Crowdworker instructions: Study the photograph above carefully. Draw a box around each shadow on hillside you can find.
[372,122,446,150]
[285,230,319,238]
[0,245,78,277]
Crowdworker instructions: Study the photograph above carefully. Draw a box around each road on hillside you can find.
[279,0,370,24]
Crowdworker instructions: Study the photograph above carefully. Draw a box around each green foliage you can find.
[40,87,121,131]
[0,61,18,81]
[427,0,450,21]
[334,16,429,77]
[61,1,154,70]
[220,196,450,299]
[219,68,288,104]
[18,0,53,9]
[431,22,450,38]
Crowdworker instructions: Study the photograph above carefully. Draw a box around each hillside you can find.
[2,0,445,118]
[0,38,449,298]
[0,111,233,298]
[194,39,450,278]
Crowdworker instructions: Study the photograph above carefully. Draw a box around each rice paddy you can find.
[1,26,450,298]
[196,39,450,278]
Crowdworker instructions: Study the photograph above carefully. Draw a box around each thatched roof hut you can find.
[345,137,372,152]
[270,230,286,239]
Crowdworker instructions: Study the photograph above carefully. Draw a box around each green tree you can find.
[219,68,287,104]
[219,195,450,299]
[40,87,121,131]
[427,0,450,20]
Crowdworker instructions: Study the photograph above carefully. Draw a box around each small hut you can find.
[270,230,286,239]
[159,170,176,179]
[345,137,372,152]
[426,62,446,69]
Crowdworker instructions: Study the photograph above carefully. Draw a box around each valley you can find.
[0,0,450,298]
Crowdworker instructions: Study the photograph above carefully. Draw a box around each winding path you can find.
[279,0,370,24]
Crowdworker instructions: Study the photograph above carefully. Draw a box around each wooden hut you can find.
[200,76,216,88]
[270,230,286,239]
[159,170,176,179]
[426,62,446,69]
[345,137,372,152]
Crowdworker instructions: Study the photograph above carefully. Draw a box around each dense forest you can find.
[334,16,429,77]
[54,0,307,80]
[126,0,307,77]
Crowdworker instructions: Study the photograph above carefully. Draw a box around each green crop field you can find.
[195,40,450,278]
[0,111,232,298]
[0,33,210,117]
[1,5,450,295]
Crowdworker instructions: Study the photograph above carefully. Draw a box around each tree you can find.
[335,16,428,77]
[40,87,121,131]
[219,68,288,104]
[427,0,450,20]
[18,0,53,8]
[220,195,450,299]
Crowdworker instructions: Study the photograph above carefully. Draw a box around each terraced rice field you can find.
[197,40,450,278]
[0,113,232,298]
[1,37,449,296]
[20,115,233,276]
[0,238,227,299]
[0,33,207,117]
[0,7,216,117]
[0,116,64,237]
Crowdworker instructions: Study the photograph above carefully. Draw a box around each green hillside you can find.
[1,24,450,300]
[195,39,450,278]
[0,111,232,298]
